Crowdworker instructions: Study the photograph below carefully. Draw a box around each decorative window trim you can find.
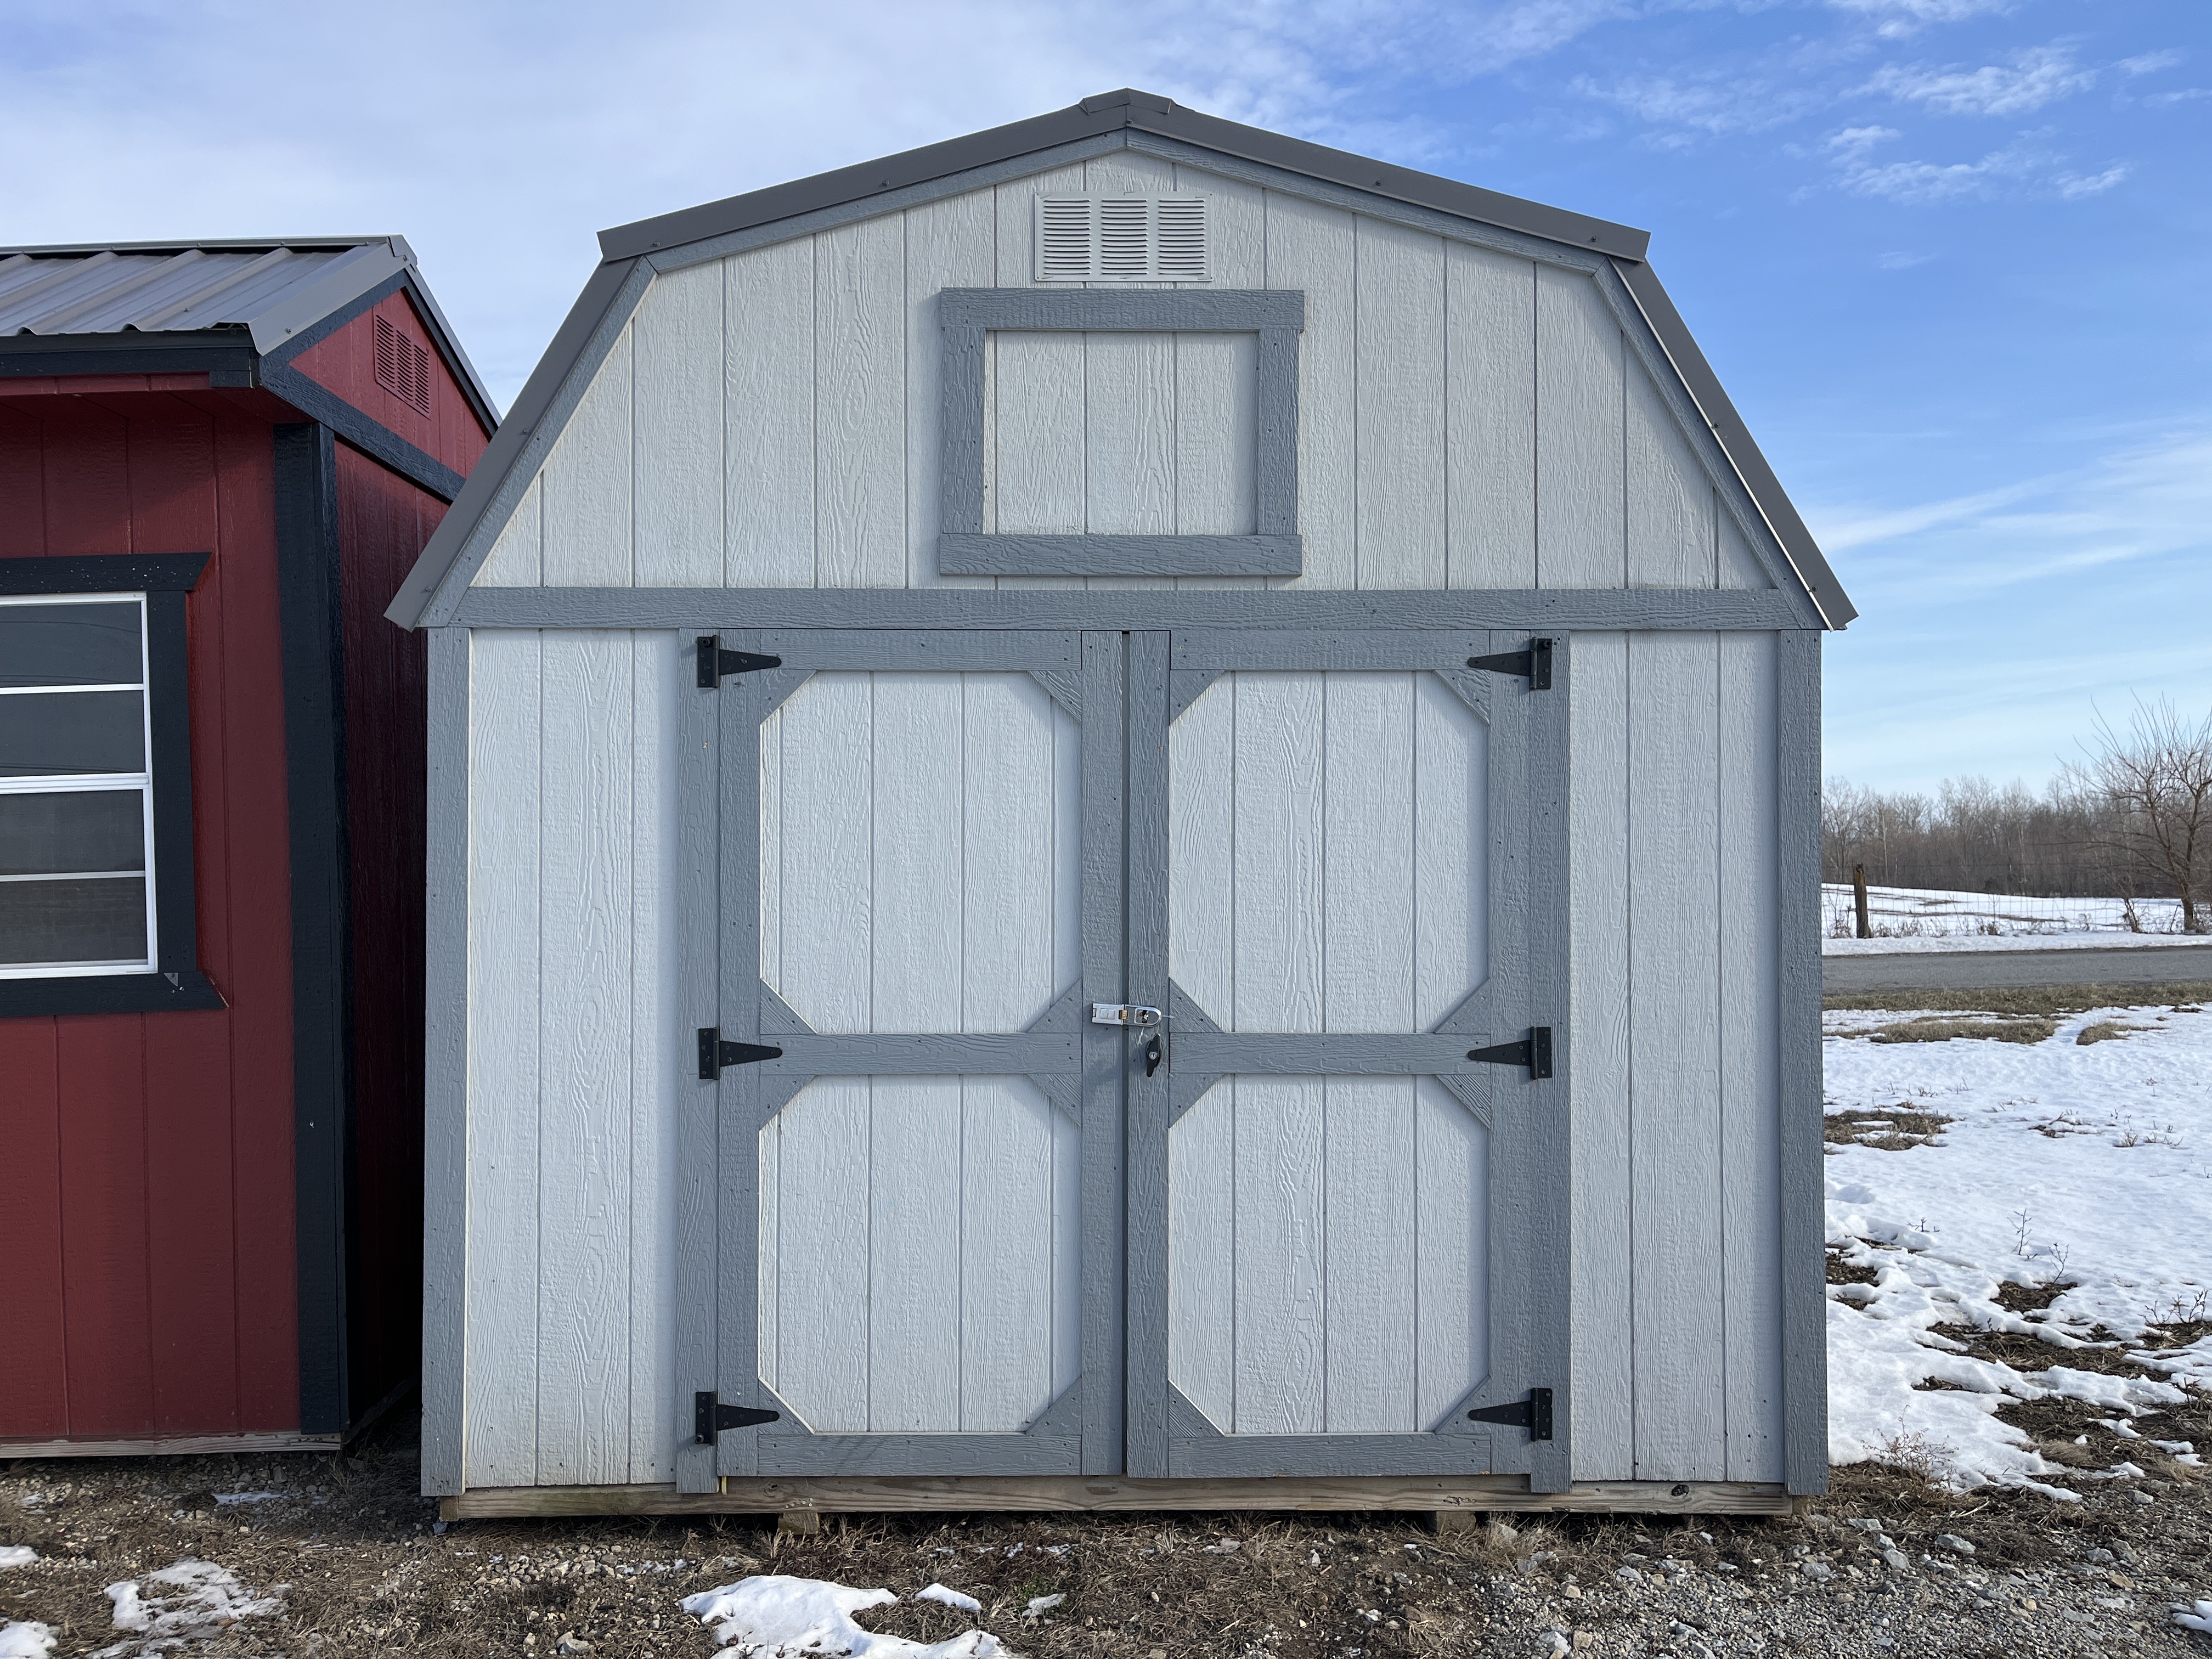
[0,553,223,1017]
[936,287,1304,578]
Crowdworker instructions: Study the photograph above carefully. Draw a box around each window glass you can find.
[0,691,146,777]
[0,601,144,688]
[0,791,147,876]
[0,594,157,975]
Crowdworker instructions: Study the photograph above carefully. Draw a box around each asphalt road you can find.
[1823,943,2212,994]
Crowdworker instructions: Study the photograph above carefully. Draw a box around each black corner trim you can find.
[0,554,215,1022]
[261,359,466,504]
[274,422,356,1438]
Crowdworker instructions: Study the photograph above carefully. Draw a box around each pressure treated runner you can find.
[443,1477,1796,1520]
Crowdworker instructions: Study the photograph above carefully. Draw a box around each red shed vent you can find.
[373,313,433,417]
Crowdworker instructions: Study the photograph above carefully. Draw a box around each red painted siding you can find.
[0,391,300,1442]
[334,442,437,1419]
[287,291,492,478]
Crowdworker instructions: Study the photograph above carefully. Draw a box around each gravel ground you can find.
[2,1410,2206,1658]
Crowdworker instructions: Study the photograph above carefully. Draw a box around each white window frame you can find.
[0,591,160,978]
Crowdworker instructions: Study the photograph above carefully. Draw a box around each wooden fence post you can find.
[1852,864,1872,939]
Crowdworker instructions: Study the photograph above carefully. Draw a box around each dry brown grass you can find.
[1824,1107,1953,1150]
[1829,1014,2057,1045]
[2076,1019,2159,1045]
[1823,982,2212,1018]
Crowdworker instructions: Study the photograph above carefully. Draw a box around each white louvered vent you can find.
[1033,196,1211,283]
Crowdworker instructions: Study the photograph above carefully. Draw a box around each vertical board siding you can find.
[1352,218,1447,590]
[1446,244,1536,588]
[1167,672,1486,1035]
[462,630,682,1488]
[1168,1074,1487,1435]
[1568,632,1634,1478]
[759,672,1077,1034]
[633,263,724,586]
[475,165,1758,598]
[0,397,300,1444]
[1626,630,1724,1481]
[1536,265,1627,589]
[752,668,1082,1434]
[759,1075,1081,1434]
[1569,630,1784,1483]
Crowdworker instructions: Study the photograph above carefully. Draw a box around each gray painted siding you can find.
[470,153,1770,597]
[1568,629,1785,1485]
[461,628,683,1491]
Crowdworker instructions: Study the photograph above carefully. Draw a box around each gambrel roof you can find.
[388,89,1853,628]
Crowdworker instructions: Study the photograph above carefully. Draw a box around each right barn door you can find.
[1126,630,1570,1488]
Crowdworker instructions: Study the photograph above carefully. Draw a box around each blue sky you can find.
[8,0,2205,794]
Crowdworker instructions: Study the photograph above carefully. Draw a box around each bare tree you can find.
[2065,699,2212,932]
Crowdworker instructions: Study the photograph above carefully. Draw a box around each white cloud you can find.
[1827,123,1903,160]
[2115,49,2182,77]
[1825,0,2013,41]
[2053,166,2128,199]
[2146,87,2212,106]
[1864,44,2095,116]
[1876,249,1934,268]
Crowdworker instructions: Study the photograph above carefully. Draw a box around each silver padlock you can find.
[1090,1002,1164,1028]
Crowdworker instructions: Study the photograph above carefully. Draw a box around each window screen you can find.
[0,595,156,975]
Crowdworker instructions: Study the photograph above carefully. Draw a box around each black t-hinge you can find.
[1469,1386,1554,1440]
[1467,637,1553,690]
[696,634,783,689]
[1468,1026,1554,1079]
[697,1027,783,1080]
[693,1391,780,1443]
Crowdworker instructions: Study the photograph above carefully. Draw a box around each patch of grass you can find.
[2075,1019,2157,1045]
[1824,981,2212,1017]
[1991,1281,2065,1317]
[1829,1014,2056,1045]
[1824,1107,1953,1149]
[1825,1246,1880,1286]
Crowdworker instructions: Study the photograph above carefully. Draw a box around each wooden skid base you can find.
[2,1431,342,1460]
[440,1476,1793,1521]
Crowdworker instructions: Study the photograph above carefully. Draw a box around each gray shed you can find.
[391,90,1851,1521]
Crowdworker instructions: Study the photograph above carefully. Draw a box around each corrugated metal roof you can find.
[0,238,411,353]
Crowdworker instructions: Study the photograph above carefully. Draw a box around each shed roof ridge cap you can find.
[594,92,1649,264]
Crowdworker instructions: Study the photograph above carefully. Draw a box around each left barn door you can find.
[681,629,1112,1487]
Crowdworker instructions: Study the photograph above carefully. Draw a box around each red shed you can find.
[0,238,494,1454]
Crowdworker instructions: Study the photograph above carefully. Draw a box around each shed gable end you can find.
[455,146,1798,605]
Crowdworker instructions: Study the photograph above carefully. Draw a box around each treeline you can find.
[1822,777,2152,897]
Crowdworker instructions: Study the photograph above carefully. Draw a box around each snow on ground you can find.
[1824,930,2210,956]
[1824,1000,2212,1498]
[1822,883,2202,949]
[0,1626,50,1658]
[681,1575,1007,1657]
[97,1560,285,1656]
[0,1549,32,1571]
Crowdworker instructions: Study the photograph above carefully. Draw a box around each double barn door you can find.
[676,629,1568,1493]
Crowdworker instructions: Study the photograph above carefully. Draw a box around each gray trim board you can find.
[1775,630,1829,1494]
[1526,632,1574,1495]
[1121,631,1171,1479]
[418,627,469,1497]
[1166,1385,1496,1477]
[676,640,723,1494]
[600,89,1647,264]
[1613,260,1854,630]
[715,637,768,1480]
[1080,631,1127,1475]
[940,287,1303,331]
[938,288,1302,580]
[940,535,1301,578]
[450,588,1812,633]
